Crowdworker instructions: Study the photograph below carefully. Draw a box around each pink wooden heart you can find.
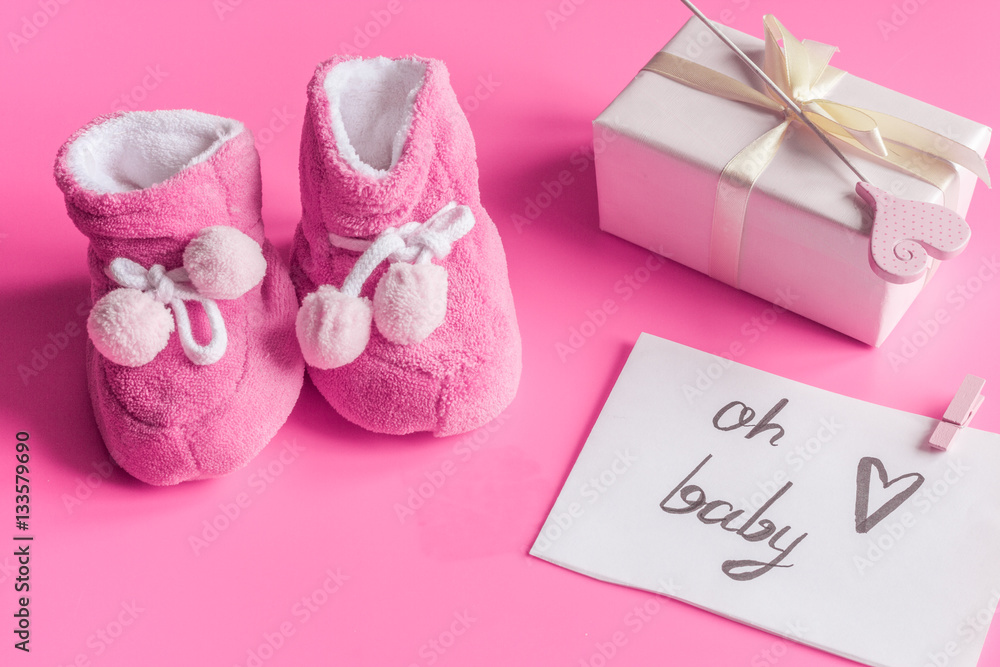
[857,182,971,284]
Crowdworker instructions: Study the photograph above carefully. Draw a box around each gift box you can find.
[594,16,991,346]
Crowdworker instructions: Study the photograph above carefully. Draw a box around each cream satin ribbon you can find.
[642,15,991,287]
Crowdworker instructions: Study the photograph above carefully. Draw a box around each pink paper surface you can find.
[1,1,998,665]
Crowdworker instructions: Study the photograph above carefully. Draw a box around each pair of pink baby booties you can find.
[54,55,522,486]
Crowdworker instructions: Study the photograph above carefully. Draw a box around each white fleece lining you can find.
[323,57,426,179]
[66,110,243,194]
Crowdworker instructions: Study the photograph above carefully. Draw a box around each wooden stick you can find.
[679,0,870,184]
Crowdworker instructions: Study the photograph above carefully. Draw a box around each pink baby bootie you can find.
[291,55,522,436]
[55,110,305,485]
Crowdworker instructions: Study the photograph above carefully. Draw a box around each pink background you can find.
[2,0,998,665]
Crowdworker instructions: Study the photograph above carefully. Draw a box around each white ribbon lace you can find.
[106,258,228,365]
[328,201,475,298]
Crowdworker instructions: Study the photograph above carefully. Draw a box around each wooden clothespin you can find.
[929,375,985,450]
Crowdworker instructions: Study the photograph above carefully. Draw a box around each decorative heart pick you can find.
[856,182,971,284]
[681,0,978,285]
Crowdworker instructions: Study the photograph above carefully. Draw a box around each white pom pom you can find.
[374,263,448,345]
[183,226,267,299]
[296,286,372,369]
[87,288,175,367]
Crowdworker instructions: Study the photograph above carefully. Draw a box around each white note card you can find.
[532,333,1000,667]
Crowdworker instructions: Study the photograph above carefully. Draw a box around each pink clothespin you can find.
[929,375,986,450]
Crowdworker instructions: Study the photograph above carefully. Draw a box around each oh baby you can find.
[659,398,808,582]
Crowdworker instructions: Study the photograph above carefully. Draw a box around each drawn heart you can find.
[855,456,924,534]
[857,182,971,285]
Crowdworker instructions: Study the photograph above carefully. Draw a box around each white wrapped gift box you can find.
[594,16,991,345]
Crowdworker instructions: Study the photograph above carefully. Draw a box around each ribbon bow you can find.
[328,200,476,292]
[87,226,267,367]
[296,201,476,370]
[643,15,990,286]
[105,258,228,365]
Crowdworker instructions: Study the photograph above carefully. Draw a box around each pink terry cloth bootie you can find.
[55,110,305,485]
[291,55,521,436]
